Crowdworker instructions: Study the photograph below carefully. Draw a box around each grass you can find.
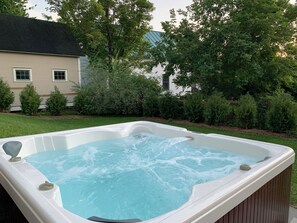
[0,113,296,207]
[0,113,141,138]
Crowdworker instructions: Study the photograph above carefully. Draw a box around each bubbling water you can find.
[26,133,258,221]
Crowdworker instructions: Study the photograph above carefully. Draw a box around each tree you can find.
[155,0,297,99]
[46,0,154,67]
[0,0,28,16]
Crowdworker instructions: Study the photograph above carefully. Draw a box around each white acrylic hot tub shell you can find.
[0,121,295,223]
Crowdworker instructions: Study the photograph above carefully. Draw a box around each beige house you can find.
[0,14,83,111]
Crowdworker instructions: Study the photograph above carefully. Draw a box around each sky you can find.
[26,0,193,31]
[27,0,297,31]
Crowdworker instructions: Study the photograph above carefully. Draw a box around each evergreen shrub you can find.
[266,93,297,133]
[143,94,159,117]
[236,93,257,129]
[46,86,67,115]
[73,86,96,115]
[159,92,182,119]
[0,78,14,112]
[184,92,204,122]
[256,96,271,130]
[19,84,41,115]
[204,92,230,125]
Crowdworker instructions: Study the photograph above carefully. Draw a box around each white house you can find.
[144,31,191,95]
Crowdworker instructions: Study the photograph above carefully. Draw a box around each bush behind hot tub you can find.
[73,60,162,116]
[72,60,297,134]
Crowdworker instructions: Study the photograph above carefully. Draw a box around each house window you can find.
[13,68,32,81]
[162,74,169,90]
[52,70,67,81]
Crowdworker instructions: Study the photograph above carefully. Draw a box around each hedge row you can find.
[1,76,296,133]
[143,92,297,134]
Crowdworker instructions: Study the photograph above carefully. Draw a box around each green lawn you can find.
[0,113,296,207]
[0,113,141,138]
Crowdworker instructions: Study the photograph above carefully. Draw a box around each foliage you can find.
[74,60,161,116]
[184,92,204,122]
[256,96,271,130]
[155,0,297,99]
[236,93,257,129]
[204,92,230,125]
[0,79,14,112]
[159,92,183,120]
[19,84,41,115]
[130,74,161,115]
[47,0,154,67]
[266,93,297,133]
[0,0,28,16]
[46,86,67,115]
[142,94,159,117]
[73,86,96,115]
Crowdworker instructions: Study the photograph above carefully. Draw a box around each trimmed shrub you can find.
[159,92,182,119]
[204,92,230,125]
[143,94,159,117]
[73,86,96,115]
[226,102,237,126]
[0,78,14,112]
[256,96,271,130]
[46,86,67,115]
[266,93,297,133]
[19,84,41,115]
[184,92,204,122]
[236,93,257,129]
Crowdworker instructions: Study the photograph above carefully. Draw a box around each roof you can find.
[144,31,163,47]
[0,14,83,57]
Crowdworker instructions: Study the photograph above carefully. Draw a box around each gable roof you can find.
[0,14,83,57]
[144,31,163,47]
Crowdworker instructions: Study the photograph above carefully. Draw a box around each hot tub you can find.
[0,121,294,223]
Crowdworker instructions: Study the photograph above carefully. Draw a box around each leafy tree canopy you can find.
[46,0,154,67]
[155,0,297,99]
[0,0,28,16]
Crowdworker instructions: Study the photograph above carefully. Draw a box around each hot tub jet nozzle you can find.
[240,164,251,171]
[39,181,54,191]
